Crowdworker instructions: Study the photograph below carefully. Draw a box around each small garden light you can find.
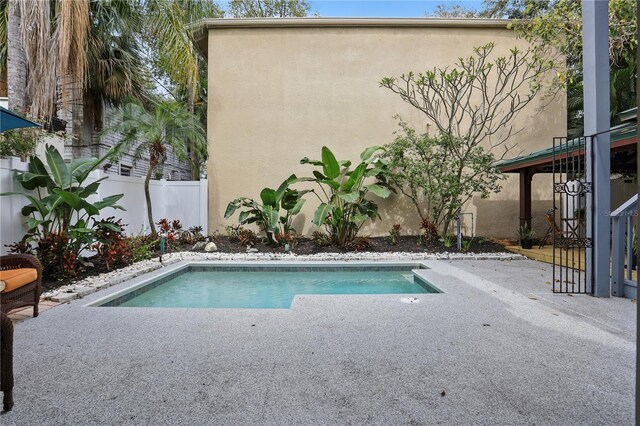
[160,236,165,262]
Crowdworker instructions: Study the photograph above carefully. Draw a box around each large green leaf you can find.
[288,198,306,215]
[262,205,279,232]
[287,176,315,184]
[45,145,71,188]
[366,184,391,198]
[360,146,382,161]
[0,192,49,217]
[352,213,368,224]
[321,146,340,179]
[53,189,100,215]
[75,145,119,185]
[338,191,360,203]
[95,222,122,232]
[26,218,52,233]
[94,194,125,211]
[238,210,251,224]
[21,205,38,216]
[312,203,332,227]
[260,188,277,207]
[69,158,97,183]
[224,199,242,218]
[343,163,365,192]
[79,177,108,197]
[274,180,289,204]
[29,155,49,176]
[320,179,340,190]
[16,171,50,190]
[300,157,324,167]
[312,170,326,180]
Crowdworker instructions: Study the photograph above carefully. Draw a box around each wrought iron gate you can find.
[551,136,594,294]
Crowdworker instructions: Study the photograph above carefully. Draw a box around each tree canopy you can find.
[227,0,310,17]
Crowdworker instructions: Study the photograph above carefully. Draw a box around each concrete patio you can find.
[2,258,636,425]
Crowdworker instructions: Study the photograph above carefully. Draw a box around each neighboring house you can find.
[57,104,193,181]
[0,97,193,181]
[193,18,567,238]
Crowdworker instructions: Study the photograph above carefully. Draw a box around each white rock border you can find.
[41,250,525,303]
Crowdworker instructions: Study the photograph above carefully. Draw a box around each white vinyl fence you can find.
[0,157,207,255]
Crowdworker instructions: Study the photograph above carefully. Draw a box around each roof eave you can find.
[190,17,519,58]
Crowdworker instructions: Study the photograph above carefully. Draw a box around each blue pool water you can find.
[104,267,437,309]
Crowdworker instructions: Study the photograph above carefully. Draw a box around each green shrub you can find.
[312,231,332,247]
[127,234,158,263]
[388,224,402,245]
[93,217,132,271]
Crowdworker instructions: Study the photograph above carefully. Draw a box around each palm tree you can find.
[144,0,223,179]
[79,0,149,155]
[1,0,147,126]
[104,100,207,234]
[4,0,27,111]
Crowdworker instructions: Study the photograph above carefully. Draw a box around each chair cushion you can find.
[0,268,38,293]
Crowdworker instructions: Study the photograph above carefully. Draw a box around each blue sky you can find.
[214,1,485,18]
[308,1,483,17]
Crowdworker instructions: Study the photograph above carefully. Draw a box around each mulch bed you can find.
[41,235,512,291]
[209,235,508,255]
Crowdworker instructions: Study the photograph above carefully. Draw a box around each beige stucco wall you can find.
[203,19,566,238]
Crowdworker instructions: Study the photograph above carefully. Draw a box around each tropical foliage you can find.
[299,146,393,248]
[512,0,637,137]
[225,176,310,245]
[0,145,124,279]
[103,100,207,233]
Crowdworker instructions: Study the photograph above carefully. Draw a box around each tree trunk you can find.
[0,68,7,97]
[187,87,201,181]
[145,161,156,234]
[7,0,27,112]
[190,144,200,180]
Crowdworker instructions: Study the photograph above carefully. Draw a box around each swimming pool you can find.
[91,263,440,309]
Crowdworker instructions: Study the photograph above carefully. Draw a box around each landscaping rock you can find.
[192,241,207,251]
[49,291,79,303]
[71,285,96,297]
[204,242,218,252]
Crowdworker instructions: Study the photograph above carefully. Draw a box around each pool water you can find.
[106,268,437,309]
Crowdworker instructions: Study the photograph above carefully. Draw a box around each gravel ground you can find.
[2,258,636,425]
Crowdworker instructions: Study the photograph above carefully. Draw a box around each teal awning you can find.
[0,106,41,132]
[497,122,637,173]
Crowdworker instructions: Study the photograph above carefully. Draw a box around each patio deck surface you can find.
[2,259,636,425]
[507,245,638,281]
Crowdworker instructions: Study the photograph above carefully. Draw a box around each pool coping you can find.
[84,260,445,308]
[40,251,523,305]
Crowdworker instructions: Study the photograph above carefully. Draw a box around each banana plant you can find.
[225,175,311,245]
[298,146,394,248]
[1,144,125,256]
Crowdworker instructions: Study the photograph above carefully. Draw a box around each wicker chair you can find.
[0,254,43,317]
[1,312,14,412]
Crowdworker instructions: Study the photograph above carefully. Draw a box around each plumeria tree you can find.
[381,42,552,232]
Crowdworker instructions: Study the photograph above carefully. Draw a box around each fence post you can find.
[611,216,626,297]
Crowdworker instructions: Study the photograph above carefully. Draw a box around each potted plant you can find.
[516,226,535,249]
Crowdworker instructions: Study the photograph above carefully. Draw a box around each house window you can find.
[120,165,132,177]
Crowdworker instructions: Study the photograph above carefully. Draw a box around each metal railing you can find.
[610,194,637,298]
